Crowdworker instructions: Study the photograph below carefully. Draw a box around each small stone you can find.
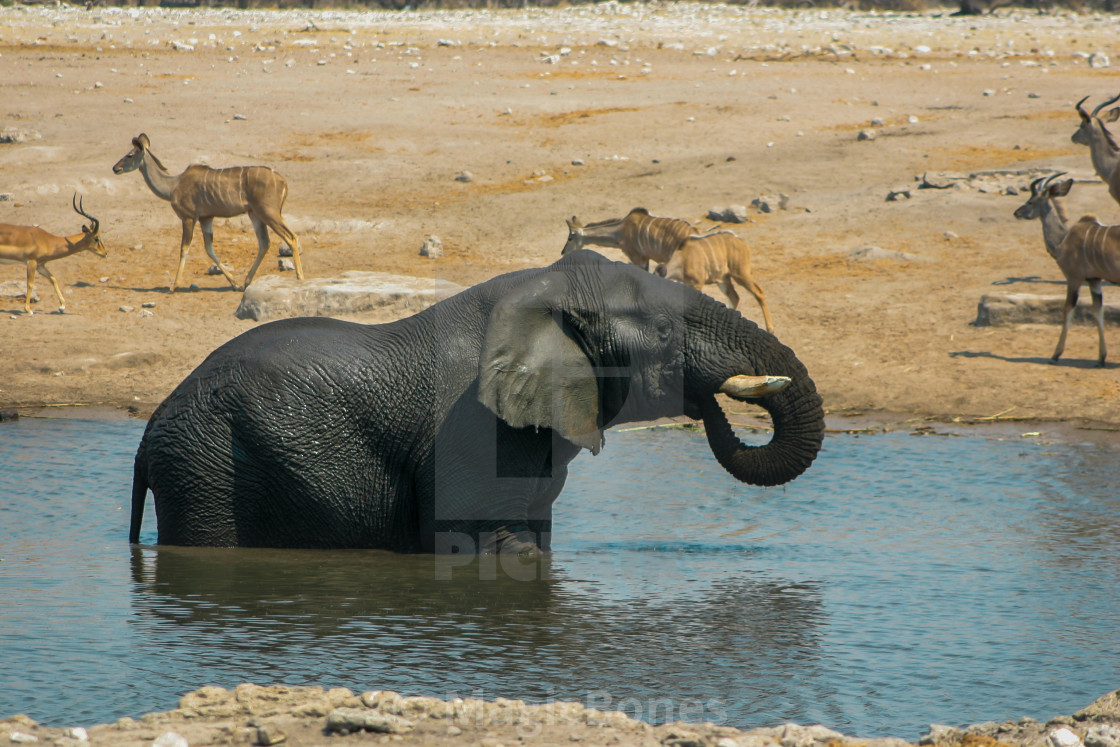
[123,97,134,103]
[278,244,293,257]
[153,733,189,747]
[886,188,911,201]
[278,258,296,271]
[9,733,38,744]
[871,117,885,127]
[943,231,959,240]
[233,114,248,120]
[571,158,585,166]
[1052,729,1086,747]
[454,171,473,183]
[447,726,462,736]
[63,727,89,741]
[99,277,109,283]
[0,193,13,201]
[857,129,876,141]
[138,309,154,318]
[1088,52,1110,69]
[119,305,135,313]
[256,724,287,745]
[207,264,232,276]
[420,236,443,258]
[1085,725,1120,747]
[326,708,414,734]
[983,89,995,96]
[142,301,156,308]
[908,114,919,124]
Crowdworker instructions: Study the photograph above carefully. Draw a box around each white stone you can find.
[235,271,464,322]
[420,236,443,258]
[1051,729,1085,747]
[153,733,188,747]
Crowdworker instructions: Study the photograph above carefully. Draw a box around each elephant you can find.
[129,250,824,556]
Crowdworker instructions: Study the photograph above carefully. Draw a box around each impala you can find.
[0,195,106,315]
[113,133,303,292]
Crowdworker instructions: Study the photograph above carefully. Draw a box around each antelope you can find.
[562,207,774,333]
[0,194,106,315]
[1071,93,1120,209]
[112,133,303,293]
[1014,173,1120,366]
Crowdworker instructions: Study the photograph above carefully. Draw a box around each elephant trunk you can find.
[690,308,825,487]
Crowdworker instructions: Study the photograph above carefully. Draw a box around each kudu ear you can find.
[133,134,149,149]
[1052,179,1074,197]
[478,271,603,454]
[1107,108,1120,123]
[566,216,581,231]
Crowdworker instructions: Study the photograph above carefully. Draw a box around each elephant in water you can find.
[130,250,824,556]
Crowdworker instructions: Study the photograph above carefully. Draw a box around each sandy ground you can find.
[1,3,1120,432]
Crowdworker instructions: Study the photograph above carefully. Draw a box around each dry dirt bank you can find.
[2,4,1120,429]
[3,685,1119,747]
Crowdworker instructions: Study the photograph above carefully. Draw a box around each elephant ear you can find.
[478,271,603,454]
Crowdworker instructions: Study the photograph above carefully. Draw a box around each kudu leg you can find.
[1089,279,1107,366]
[243,215,272,289]
[736,273,774,335]
[249,209,304,284]
[171,218,196,293]
[199,216,241,291]
[1051,284,1079,362]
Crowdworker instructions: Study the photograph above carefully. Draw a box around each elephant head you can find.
[477,251,823,487]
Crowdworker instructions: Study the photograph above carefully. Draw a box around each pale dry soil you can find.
[1,5,1120,742]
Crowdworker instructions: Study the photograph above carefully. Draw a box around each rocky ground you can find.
[1,2,1119,430]
[2,685,1119,747]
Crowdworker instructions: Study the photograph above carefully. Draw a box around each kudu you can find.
[1071,93,1120,209]
[562,207,774,333]
[113,134,303,292]
[1014,172,1120,366]
[0,194,107,315]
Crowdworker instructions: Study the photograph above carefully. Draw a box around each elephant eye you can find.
[653,316,673,341]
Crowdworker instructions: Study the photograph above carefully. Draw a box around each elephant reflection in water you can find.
[130,251,824,555]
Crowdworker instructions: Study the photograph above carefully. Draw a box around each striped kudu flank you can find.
[0,195,106,315]
[562,207,774,334]
[1015,173,1120,366]
[113,133,303,292]
[1071,93,1120,210]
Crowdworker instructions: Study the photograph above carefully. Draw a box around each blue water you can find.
[0,415,1117,736]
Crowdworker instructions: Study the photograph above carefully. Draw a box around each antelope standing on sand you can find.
[562,207,774,333]
[112,133,303,292]
[1071,93,1120,209]
[1014,172,1120,366]
[0,195,106,315]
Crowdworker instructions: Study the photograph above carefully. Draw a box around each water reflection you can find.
[127,544,826,724]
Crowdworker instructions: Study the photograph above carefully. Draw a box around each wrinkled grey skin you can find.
[130,251,824,555]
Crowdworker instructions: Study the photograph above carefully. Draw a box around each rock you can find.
[1085,725,1120,747]
[153,732,188,747]
[235,271,464,322]
[0,193,13,201]
[871,117,885,127]
[278,244,293,257]
[207,263,233,276]
[975,293,1120,327]
[858,129,876,141]
[0,408,19,422]
[118,305,134,313]
[8,732,38,744]
[62,727,88,741]
[0,281,37,302]
[454,170,473,182]
[278,258,296,271]
[325,708,414,734]
[1075,689,1120,721]
[886,188,911,201]
[255,724,287,745]
[1088,52,1110,69]
[943,231,959,240]
[420,235,444,258]
[921,724,965,745]
[849,246,923,262]
[708,205,751,222]
[139,309,154,318]
[1051,728,1086,747]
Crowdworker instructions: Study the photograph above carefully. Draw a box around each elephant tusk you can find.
[719,375,791,400]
